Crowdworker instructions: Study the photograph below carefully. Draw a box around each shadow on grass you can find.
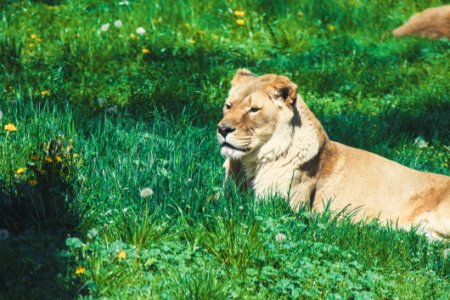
[123,44,449,132]
[125,46,253,125]
[318,102,449,151]
[0,138,83,299]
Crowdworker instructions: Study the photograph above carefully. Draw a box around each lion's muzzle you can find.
[217,124,236,138]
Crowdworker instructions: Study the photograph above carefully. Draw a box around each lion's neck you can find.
[241,99,328,200]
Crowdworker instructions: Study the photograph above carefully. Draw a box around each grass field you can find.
[0,0,449,298]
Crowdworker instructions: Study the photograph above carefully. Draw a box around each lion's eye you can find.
[225,104,231,110]
[249,107,261,113]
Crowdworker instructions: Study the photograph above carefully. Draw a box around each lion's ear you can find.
[273,76,298,107]
[231,68,255,87]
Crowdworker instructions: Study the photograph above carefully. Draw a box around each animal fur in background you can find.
[217,69,450,239]
[393,5,450,39]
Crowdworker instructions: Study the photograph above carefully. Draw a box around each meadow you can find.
[0,0,449,298]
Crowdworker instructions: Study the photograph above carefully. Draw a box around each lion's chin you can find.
[220,145,247,160]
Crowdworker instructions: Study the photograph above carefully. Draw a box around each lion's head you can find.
[217,69,299,160]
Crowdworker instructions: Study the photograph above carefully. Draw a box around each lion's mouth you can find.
[221,142,248,152]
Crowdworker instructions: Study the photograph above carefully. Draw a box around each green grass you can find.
[0,0,449,298]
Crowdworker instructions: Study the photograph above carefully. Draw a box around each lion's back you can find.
[315,141,450,234]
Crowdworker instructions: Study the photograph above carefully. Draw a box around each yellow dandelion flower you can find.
[75,266,86,275]
[117,251,126,259]
[29,43,35,48]
[29,179,38,186]
[188,38,195,44]
[37,38,42,43]
[184,23,191,29]
[213,34,219,40]
[31,154,40,161]
[45,157,53,163]
[41,90,50,96]
[442,163,448,167]
[73,153,79,158]
[234,10,245,17]
[328,24,335,31]
[130,33,137,39]
[236,19,245,26]
[142,48,150,54]
[30,34,37,39]
[8,86,13,90]
[55,155,62,162]
[16,167,25,175]
[4,123,17,132]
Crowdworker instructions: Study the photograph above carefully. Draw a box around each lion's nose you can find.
[217,124,236,137]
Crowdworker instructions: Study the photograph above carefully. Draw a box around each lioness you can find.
[392,5,450,39]
[217,69,450,239]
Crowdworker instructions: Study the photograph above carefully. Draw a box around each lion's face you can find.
[217,69,298,160]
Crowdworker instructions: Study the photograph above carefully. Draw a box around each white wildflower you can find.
[114,20,123,28]
[101,23,110,32]
[87,228,98,239]
[119,1,129,5]
[140,187,154,198]
[0,229,10,240]
[97,98,106,105]
[414,136,428,149]
[106,106,118,114]
[136,27,146,35]
[275,233,287,242]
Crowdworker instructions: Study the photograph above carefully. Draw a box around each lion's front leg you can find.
[224,158,250,191]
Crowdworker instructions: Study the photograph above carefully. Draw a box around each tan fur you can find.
[218,70,450,239]
[393,5,450,39]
